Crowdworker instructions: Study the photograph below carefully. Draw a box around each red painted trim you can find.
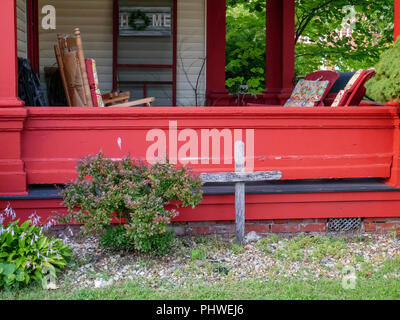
[385,111,400,187]
[0,107,27,195]
[27,0,39,72]
[396,0,400,41]
[0,0,24,108]
[19,106,400,186]
[206,0,230,105]
[6,190,400,223]
[263,0,295,105]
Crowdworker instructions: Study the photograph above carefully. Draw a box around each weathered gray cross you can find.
[200,141,282,244]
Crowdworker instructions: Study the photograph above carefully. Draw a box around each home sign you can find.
[119,7,172,36]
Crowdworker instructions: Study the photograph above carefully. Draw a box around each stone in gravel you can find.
[320,259,331,264]
[245,231,261,243]
[94,279,106,288]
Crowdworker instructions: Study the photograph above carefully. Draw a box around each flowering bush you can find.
[0,205,72,289]
[61,152,203,252]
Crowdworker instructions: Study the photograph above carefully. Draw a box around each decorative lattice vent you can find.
[327,218,362,232]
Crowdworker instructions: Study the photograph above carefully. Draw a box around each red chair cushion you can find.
[85,59,105,107]
[331,69,375,107]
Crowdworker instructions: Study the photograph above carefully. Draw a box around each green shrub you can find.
[99,225,135,251]
[365,38,400,103]
[100,224,175,255]
[136,230,175,255]
[0,206,71,289]
[61,152,203,254]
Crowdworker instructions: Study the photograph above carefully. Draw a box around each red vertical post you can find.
[206,0,231,106]
[387,2,400,187]
[263,0,295,105]
[395,0,400,42]
[0,0,24,107]
[0,0,27,195]
[27,0,39,72]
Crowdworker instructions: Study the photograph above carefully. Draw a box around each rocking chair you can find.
[54,28,155,107]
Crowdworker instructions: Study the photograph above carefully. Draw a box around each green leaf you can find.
[0,252,9,258]
[16,271,25,282]
[2,263,17,276]
[20,220,30,231]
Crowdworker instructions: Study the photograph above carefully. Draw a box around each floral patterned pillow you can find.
[284,79,329,107]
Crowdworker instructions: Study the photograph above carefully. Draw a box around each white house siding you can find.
[38,0,113,93]
[176,0,206,106]
[38,0,206,106]
[17,0,27,59]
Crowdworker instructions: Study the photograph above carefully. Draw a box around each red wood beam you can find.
[27,0,39,72]
[206,0,230,106]
[0,0,24,107]
[21,106,399,185]
[6,190,400,223]
[263,0,295,105]
[0,0,28,195]
[395,0,400,41]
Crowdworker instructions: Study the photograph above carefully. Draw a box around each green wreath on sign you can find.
[128,10,151,31]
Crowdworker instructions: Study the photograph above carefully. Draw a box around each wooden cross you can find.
[201,141,282,244]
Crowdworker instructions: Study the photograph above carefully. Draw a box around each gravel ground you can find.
[55,231,400,290]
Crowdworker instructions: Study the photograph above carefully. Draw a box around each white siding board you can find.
[177,0,206,106]
[39,0,113,93]
[17,0,27,59]
[38,0,207,106]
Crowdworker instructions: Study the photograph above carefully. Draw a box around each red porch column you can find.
[0,0,27,195]
[206,0,231,106]
[395,0,400,41]
[0,0,24,108]
[263,0,295,105]
[388,1,400,187]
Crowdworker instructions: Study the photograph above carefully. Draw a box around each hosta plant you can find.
[61,152,203,253]
[0,205,72,289]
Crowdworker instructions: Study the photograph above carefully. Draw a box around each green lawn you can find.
[1,276,400,300]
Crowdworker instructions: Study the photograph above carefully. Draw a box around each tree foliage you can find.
[295,0,394,75]
[226,2,266,94]
[225,0,394,93]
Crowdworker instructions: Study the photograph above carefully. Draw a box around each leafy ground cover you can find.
[1,232,400,300]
